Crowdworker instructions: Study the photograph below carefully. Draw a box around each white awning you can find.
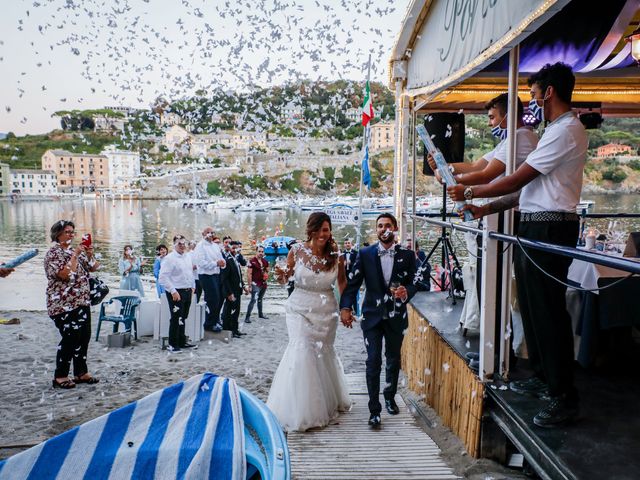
[390,0,571,97]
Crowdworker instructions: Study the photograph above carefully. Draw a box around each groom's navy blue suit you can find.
[340,243,417,415]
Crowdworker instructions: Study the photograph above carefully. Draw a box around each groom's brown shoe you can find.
[385,399,400,415]
[368,414,381,428]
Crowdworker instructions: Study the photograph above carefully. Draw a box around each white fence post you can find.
[480,213,499,380]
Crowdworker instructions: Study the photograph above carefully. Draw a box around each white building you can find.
[101,145,141,191]
[104,106,137,115]
[370,121,395,151]
[160,112,182,126]
[10,169,58,195]
[93,115,126,132]
[280,102,304,121]
[189,131,267,158]
[346,107,360,122]
[162,125,193,151]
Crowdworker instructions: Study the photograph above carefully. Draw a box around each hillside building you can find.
[596,143,633,157]
[42,150,109,192]
[10,169,57,195]
[370,121,395,151]
[101,145,141,191]
[0,163,10,195]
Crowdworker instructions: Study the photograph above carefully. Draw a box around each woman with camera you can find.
[44,220,100,389]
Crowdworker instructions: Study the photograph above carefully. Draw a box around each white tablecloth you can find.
[567,253,637,294]
[155,295,204,342]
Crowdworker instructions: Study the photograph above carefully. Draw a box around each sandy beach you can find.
[0,285,523,479]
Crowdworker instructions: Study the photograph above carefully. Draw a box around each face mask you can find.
[491,117,507,140]
[528,88,550,122]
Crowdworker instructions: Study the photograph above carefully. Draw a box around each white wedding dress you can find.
[267,245,351,432]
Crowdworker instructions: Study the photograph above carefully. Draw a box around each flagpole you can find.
[357,54,372,249]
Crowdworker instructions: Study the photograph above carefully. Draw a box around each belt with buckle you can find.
[520,211,579,222]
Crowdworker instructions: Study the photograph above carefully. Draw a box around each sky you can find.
[0,0,410,136]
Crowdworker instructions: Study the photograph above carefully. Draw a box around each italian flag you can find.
[361,81,374,126]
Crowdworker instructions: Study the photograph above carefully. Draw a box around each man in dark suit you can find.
[221,242,247,339]
[340,213,418,428]
[341,238,359,314]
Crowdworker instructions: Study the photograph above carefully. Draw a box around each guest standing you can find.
[158,235,197,352]
[341,238,359,314]
[119,245,146,297]
[221,242,248,338]
[153,244,168,298]
[194,227,226,332]
[44,220,100,389]
[245,245,269,322]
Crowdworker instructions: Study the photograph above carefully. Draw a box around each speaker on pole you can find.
[422,112,465,176]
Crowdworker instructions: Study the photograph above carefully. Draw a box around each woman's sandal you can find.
[52,379,76,389]
[74,375,100,385]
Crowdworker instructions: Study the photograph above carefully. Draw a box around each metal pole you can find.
[499,45,520,379]
[399,97,410,241]
[357,54,372,248]
[411,107,417,248]
[393,79,403,227]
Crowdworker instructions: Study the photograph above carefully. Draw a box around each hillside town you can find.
[0,99,397,198]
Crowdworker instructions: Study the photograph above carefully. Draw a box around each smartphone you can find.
[81,233,92,247]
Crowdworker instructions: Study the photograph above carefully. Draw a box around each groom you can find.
[340,213,418,427]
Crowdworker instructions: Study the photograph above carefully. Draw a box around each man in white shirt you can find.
[450,63,587,428]
[158,235,197,352]
[194,227,226,332]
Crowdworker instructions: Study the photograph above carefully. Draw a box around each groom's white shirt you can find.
[377,242,394,286]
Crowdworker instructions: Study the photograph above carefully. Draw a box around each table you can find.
[155,295,204,343]
[567,256,640,367]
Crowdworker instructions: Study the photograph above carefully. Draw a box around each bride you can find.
[267,212,351,432]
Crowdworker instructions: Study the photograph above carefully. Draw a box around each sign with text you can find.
[406,0,566,94]
[324,204,358,225]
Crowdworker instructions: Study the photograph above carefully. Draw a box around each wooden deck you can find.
[287,373,458,479]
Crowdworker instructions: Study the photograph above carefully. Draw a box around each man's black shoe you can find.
[232,332,242,339]
[244,318,252,324]
[212,326,222,333]
[368,414,381,428]
[258,315,269,320]
[181,343,198,349]
[235,331,247,336]
[385,399,400,415]
[533,396,579,428]
[510,377,549,398]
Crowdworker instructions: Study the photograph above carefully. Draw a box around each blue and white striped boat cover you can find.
[0,373,246,480]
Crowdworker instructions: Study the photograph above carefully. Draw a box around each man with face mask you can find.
[428,93,538,185]
[450,63,587,428]
[340,214,418,428]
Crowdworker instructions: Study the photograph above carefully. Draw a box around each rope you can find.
[514,235,638,292]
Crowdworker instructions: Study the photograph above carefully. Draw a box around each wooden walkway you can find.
[287,373,459,479]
